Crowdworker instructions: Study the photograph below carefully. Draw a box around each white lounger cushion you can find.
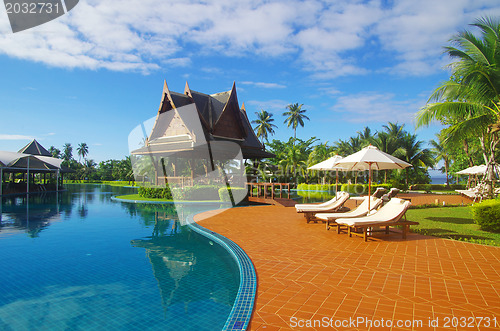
[315,196,382,221]
[295,191,349,212]
[336,198,411,227]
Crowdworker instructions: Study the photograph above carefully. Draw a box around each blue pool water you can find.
[0,185,239,330]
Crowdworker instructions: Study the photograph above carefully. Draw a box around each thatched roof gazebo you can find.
[0,139,67,195]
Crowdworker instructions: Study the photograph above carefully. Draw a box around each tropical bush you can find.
[138,186,173,200]
[340,183,391,195]
[174,185,221,201]
[409,184,466,191]
[218,187,248,203]
[296,183,336,191]
[471,199,500,232]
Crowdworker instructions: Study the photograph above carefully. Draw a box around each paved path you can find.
[197,204,500,330]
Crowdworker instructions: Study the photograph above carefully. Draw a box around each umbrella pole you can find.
[335,170,339,196]
[368,163,373,210]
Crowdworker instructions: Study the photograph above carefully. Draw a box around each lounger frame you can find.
[346,215,419,241]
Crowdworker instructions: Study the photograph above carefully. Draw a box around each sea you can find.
[431,176,447,184]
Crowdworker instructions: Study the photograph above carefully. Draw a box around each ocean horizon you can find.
[431,176,448,185]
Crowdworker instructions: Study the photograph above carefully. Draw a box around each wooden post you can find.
[190,158,194,186]
[26,158,30,194]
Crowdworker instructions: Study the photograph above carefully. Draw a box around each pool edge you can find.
[187,215,256,331]
[111,195,257,330]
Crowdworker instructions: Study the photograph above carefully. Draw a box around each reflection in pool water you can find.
[0,184,239,330]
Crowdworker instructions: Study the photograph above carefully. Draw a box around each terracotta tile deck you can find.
[196,199,500,330]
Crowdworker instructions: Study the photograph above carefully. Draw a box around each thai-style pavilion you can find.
[131,81,274,187]
[0,139,66,195]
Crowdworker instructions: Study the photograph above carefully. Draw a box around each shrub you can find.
[340,184,366,194]
[219,187,248,203]
[471,199,500,232]
[409,184,466,191]
[174,185,221,201]
[138,186,173,199]
[340,183,391,195]
[296,183,335,191]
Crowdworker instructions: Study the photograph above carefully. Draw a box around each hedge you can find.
[340,183,391,195]
[138,186,173,199]
[409,184,466,191]
[172,185,221,201]
[296,183,336,191]
[471,199,500,232]
[218,187,248,203]
[297,183,394,194]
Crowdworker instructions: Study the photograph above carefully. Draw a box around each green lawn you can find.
[65,180,137,187]
[406,207,500,246]
[114,194,172,202]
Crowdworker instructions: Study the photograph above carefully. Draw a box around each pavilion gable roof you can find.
[18,139,51,157]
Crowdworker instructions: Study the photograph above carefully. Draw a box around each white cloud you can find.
[331,92,424,124]
[0,134,34,140]
[375,0,500,76]
[241,81,286,89]
[246,99,289,115]
[0,0,498,77]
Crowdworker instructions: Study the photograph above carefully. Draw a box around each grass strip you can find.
[406,206,500,246]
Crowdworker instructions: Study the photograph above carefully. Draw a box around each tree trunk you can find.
[485,135,499,198]
[445,161,449,186]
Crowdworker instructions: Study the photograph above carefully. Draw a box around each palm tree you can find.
[48,146,61,158]
[429,133,452,186]
[62,143,73,163]
[308,142,335,183]
[357,127,374,147]
[252,109,277,147]
[283,103,309,144]
[277,137,316,183]
[395,133,435,185]
[77,143,89,163]
[80,159,96,181]
[416,17,500,197]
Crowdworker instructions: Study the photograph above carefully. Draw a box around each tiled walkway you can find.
[196,203,500,330]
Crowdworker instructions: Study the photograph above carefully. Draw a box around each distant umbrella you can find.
[332,145,411,209]
[308,155,345,193]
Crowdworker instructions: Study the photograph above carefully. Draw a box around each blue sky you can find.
[0,0,499,164]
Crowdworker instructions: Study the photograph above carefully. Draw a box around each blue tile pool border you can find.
[186,214,256,331]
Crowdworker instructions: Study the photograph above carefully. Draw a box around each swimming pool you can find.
[0,185,240,330]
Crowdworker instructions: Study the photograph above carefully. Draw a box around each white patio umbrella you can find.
[332,145,411,209]
[308,155,345,193]
[456,165,484,175]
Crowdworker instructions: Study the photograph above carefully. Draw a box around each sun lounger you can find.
[371,187,387,198]
[315,196,383,231]
[456,183,487,200]
[295,191,349,223]
[336,198,417,241]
